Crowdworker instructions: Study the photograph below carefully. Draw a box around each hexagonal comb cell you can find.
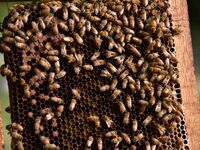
[0,0,189,149]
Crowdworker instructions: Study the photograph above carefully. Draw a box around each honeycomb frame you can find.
[0,0,189,149]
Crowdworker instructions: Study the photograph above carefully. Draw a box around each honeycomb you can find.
[0,0,189,149]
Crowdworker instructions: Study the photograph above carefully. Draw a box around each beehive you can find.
[0,0,189,149]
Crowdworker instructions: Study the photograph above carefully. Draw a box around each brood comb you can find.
[0,0,189,149]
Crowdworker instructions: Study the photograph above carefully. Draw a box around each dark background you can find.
[188,0,200,93]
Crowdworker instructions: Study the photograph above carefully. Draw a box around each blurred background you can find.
[0,0,199,149]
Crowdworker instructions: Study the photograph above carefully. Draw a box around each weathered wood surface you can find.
[170,0,200,149]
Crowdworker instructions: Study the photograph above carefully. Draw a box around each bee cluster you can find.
[0,0,188,149]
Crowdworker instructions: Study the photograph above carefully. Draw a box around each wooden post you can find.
[0,103,4,150]
[170,0,200,149]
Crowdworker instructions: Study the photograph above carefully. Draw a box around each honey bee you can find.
[131,145,137,150]
[124,27,135,35]
[70,5,81,13]
[7,23,18,32]
[151,137,161,146]
[134,133,144,143]
[162,101,172,113]
[3,29,14,36]
[139,100,149,113]
[112,89,121,100]
[122,15,129,26]
[52,23,59,34]
[155,124,166,136]
[71,12,80,22]
[15,42,27,49]
[110,78,118,90]
[155,101,162,112]
[118,101,126,114]
[15,36,25,43]
[145,142,151,150]
[91,26,98,35]
[102,115,113,128]
[157,109,167,118]
[99,30,109,37]
[143,115,152,127]
[111,136,122,147]
[127,76,136,84]
[127,44,141,58]
[86,136,94,148]
[57,105,64,117]
[99,19,108,30]
[99,84,110,92]
[97,137,103,150]
[73,33,83,45]
[132,119,138,132]
[23,84,30,98]
[172,27,182,35]
[44,143,58,150]
[137,18,144,30]
[44,112,55,121]
[48,82,60,91]
[39,58,51,71]
[3,37,15,44]
[40,136,50,144]
[47,56,59,62]
[86,20,91,32]
[68,18,75,31]
[128,16,135,29]
[119,69,129,80]
[75,53,84,66]
[88,115,101,127]
[126,95,132,109]
[40,108,51,116]
[122,79,128,89]
[94,36,103,47]
[31,21,39,32]
[56,70,66,79]
[12,123,24,132]
[162,114,174,122]
[5,106,11,113]
[47,50,59,56]
[121,132,131,145]
[82,64,93,71]
[63,36,74,43]
[0,42,11,53]
[140,9,147,21]
[69,99,77,111]
[58,22,68,32]
[105,131,118,137]
[107,63,117,74]
[159,136,170,143]
[71,89,81,100]
[94,60,106,67]
[140,62,149,73]
[90,52,100,62]
[104,13,114,21]
[51,97,63,104]
[66,54,76,64]
[0,64,13,77]
[38,18,46,30]
[48,72,55,84]
[129,84,136,93]
[16,141,24,150]
[73,64,81,75]
[123,112,130,125]
[115,55,125,65]
[105,51,117,59]
[106,22,112,32]
[10,130,23,140]
[100,69,112,78]
[63,7,68,20]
